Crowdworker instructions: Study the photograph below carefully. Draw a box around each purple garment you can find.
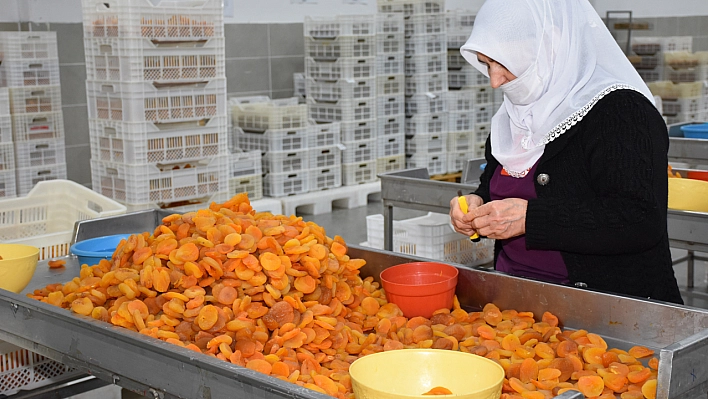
[490,163,569,284]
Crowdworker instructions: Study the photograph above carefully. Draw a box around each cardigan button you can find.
[536,173,550,185]
[574,282,588,288]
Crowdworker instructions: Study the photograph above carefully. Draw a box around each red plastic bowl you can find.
[687,170,708,182]
[380,262,459,319]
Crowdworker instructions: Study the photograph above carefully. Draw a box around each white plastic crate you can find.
[0,88,9,115]
[0,170,16,198]
[0,59,60,87]
[306,57,376,80]
[405,132,447,154]
[405,52,447,75]
[234,126,309,152]
[228,173,263,201]
[0,179,125,259]
[84,36,225,83]
[376,54,405,75]
[0,32,58,61]
[447,51,467,70]
[0,341,83,396]
[474,104,494,124]
[405,92,447,115]
[447,90,476,112]
[0,142,14,171]
[376,33,406,55]
[663,36,693,52]
[305,77,376,102]
[8,85,62,114]
[637,68,662,82]
[475,122,491,144]
[665,66,697,83]
[447,130,475,152]
[377,74,405,96]
[308,165,342,191]
[404,14,445,37]
[448,110,474,132]
[629,54,662,70]
[304,15,376,38]
[405,112,448,135]
[377,0,445,16]
[405,72,448,95]
[262,149,309,173]
[293,72,306,99]
[341,119,376,141]
[447,150,476,173]
[662,97,702,115]
[305,36,376,60]
[307,97,375,123]
[90,116,227,164]
[404,34,446,56]
[377,133,405,157]
[342,160,377,185]
[378,95,405,118]
[124,190,231,214]
[263,170,309,197]
[342,138,377,164]
[665,111,706,124]
[365,212,494,266]
[309,146,342,169]
[448,66,488,89]
[376,13,406,35]
[91,155,228,205]
[88,79,226,123]
[378,114,406,136]
[307,122,341,147]
[445,10,476,31]
[376,154,406,174]
[12,111,64,142]
[406,152,447,175]
[231,96,307,131]
[229,150,262,178]
[0,115,10,143]
[82,0,224,41]
[16,162,67,197]
[447,30,470,50]
[14,139,66,169]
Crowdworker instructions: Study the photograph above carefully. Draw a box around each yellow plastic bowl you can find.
[668,178,708,212]
[0,244,40,293]
[349,349,504,399]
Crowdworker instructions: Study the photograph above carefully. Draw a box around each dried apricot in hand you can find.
[423,386,453,395]
[48,259,67,269]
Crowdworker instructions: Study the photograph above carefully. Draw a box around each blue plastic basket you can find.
[680,123,708,139]
[70,234,132,266]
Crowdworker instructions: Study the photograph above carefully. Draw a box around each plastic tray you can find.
[233,126,309,153]
[378,114,405,136]
[376,33,405,55]
[342,138,377,164]
[342,160,377,185]
[230,96,307,131]
[309,146,342,169]
[0,59,60,87]
[307,97,375,123]
[341,119,376,141]
[448,66,487,89]
[84,36,225,83]
[376,53,405,75]
[0,169,16,199]
[14,139,66,169]
[263,170,309,197]
[404,14,445,37]
[308,165,342,191]
[90,116,227,164]
[405,132,447,155]
[405,72,447,95]
[376,154,406,175]
[304,15,377,39]
[82,0,224,41]
[8,85,62,114]
[404,34,445,56]
[229,150,262,178]
[0,32,58,61]
[377,133,405,157]
[0,115,10,143]
[405,152,447,175]
[405,92,447,116]
[377,94,405,118]
[307,122,341,148]
[262,149,309,174]
[305,77,376,102]
[377,0,445,16]
[11,111,65,142]
[91,155,228,205]
[365,212,494,266]
[88,79,226,123]
[448,110,475,132]
[405,112,448,135]
[0,179,126,259]
[228,173,263,201]
[305,36,375,60]
[305,57,376,80]
[0,341,82,396]
[377,74,405,96]
[16,163,68,196]
[0,142,14,171]
[0,88,9,116]
[447,130,475,152]
[404,52,447,75]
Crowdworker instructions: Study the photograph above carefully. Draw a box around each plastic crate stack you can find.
[230,96,314,197]
[0,88,13,198]
[629,36,692,83]
[444,11,494,172]
[648,80,708,125]
[304,15,379,186]
[82,0,229,211]
[378,0,449,176]
[0,32,67,197]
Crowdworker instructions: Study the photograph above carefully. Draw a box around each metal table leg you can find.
[383,201,393,251]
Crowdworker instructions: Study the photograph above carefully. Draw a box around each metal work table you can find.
[668,136,708,168]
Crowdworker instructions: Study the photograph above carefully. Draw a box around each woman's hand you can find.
[449,194,484,236]
[467,198,528,240]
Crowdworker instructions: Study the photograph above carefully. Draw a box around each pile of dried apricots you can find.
[29,194,660,399]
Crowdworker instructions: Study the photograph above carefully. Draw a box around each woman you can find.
[449,0,683,303]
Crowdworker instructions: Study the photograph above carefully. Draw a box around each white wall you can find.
[0,0,705,24]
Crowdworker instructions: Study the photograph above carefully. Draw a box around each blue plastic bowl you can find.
[70,234,133,266]
[680,123,708,139]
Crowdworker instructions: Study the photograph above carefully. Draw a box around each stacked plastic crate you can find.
[82,0,229,211]
[0,88,14,198]
[0,32,66,196]
[630,36,692,84]
[230,96,312,197]
[305,16,378,186]
[378,0,448,176]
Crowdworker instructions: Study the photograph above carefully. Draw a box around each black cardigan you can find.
[475,89,683,304]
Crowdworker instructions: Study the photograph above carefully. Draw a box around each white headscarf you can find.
[460,0,655,177]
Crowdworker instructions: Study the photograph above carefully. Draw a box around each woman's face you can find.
[477,53,517,89]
